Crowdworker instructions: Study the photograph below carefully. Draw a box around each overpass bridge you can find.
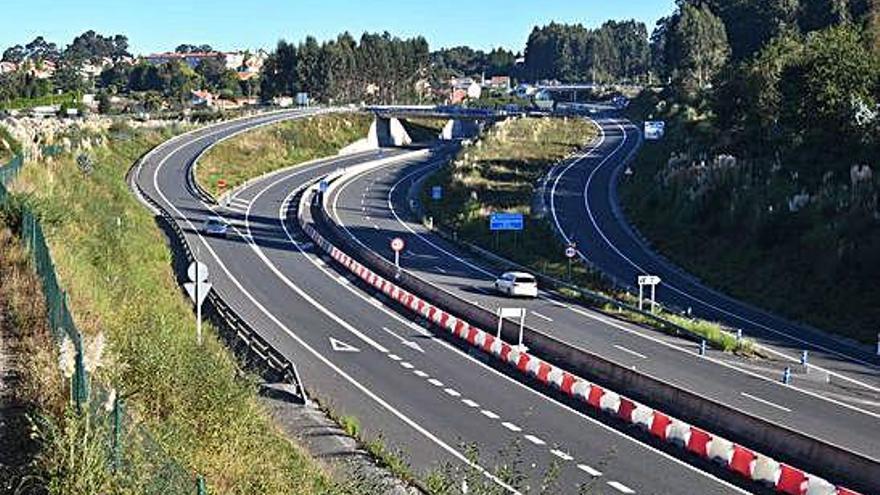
[361,105,501,146]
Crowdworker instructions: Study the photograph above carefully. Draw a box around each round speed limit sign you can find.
[565,245,577,258]
[391,237,405,253]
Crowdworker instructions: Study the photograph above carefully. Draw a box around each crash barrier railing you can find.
[0,154,202,493]
[301,172,877,494]
[127,161,306,398]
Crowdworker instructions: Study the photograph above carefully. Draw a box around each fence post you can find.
[113,395,123,472]
[197,475,207,495]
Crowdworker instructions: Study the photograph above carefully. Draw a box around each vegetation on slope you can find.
[7,123,342,494]
[197,112,371,196]
[621,19,880,344]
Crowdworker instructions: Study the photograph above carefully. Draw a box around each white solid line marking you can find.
[608,481,635,494]
[434,266,448,274]
[337,275,349,285]
[524,434,545,445]
[550,449,573,461]
[614,344,647,360]
[462,399,479,408]
[428,378,444,387]
[577,464,602,477]
[501,422,522,432]
[444,388,461,397]
[387,354,402,361]
[413,370,429,378]
[400,361,415,369]
[531,311,554,322]
[481,409,500,420]
[741,392,792,413]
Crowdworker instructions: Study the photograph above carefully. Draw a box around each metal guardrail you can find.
[127,158,306,400]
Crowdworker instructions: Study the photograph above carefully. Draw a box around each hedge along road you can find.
[320,124,880,470]
[548,117,880,391]
[132,110,747,494]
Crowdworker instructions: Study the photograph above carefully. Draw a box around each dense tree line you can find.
[259,32,430,104]
[431,46,518,79]
[522,21,650,83]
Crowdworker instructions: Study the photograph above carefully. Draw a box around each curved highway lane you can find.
[322,136,880,468]
[131,111,745,494]
[547,118,880,391]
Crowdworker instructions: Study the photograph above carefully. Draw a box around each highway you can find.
[321,127,880,471]
[546,117,880,394]
[131,110,747,494]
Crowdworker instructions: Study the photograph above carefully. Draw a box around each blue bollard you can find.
[782,367,791,385]
[699,340,706,356]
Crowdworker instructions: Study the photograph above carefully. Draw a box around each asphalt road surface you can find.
[131,110,747,494]
[323,139,880,470]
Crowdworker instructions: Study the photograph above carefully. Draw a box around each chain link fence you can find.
[1,154,206,494]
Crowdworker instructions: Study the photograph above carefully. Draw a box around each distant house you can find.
[145,51,223,68]
[449,77,482,104]
[0,61,17,74]
[484,76,511,91]
[190,90,215,107]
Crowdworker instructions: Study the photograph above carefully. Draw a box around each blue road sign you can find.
[431,186,443,200]
[489,212,524,231]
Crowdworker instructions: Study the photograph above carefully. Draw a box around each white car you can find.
[203,216,228,238]
[494,272,538,298]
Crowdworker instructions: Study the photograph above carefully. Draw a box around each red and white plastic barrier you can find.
[299,213,862,495]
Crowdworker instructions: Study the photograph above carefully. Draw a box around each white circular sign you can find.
[188,261,209,283]
[391,237,405,252]
[565,246,577,259]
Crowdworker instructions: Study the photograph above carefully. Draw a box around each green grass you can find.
[197,113,372,197]
[421,115,754,354]
[8,125,342,494]
[0,92,82,111]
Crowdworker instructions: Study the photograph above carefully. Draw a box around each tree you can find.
[64,30,130,62]
[98,92,112,114]
[666,2,731,93]
[175,44,213,53]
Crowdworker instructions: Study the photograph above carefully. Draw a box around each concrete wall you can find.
[367,117,413,148]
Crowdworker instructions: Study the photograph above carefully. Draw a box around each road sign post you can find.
[565,243,577,281]
[497,307,527,352]
[391,237,405,273]
[637,275,661,313]
[184,261,211,346]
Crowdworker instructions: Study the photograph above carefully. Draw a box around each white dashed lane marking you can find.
[462,399,479,408]
[531,311,554,322]
[444,388,461,397]
[427,378,444,387]
[524,434,545,446]
[608,481,635,494]
[551,449,574,461]
[400,361,414,369]
[613,345,648,360]
[481,409,500,420]
[413,370,429,378]
[502,422,522,432]
[577,464,602,477]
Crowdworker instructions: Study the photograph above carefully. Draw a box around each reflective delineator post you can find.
[782,367,792,385]
[699,340,706,356]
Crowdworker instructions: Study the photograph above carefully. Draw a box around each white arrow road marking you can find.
[329,337,360,353]
[381,326,426,353]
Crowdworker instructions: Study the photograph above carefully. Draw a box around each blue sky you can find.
[1,0,676,55]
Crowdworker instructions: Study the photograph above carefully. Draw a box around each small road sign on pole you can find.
[565,242,577,281]
[637,275,661,313]
[391,237,405,270]
[184,261,211,346]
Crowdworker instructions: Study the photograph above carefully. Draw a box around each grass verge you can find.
[7,123,342,494]
[420,116,753,354]
[197,112,372,197]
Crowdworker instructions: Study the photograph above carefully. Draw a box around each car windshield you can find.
[206,218,223,227]
[515,276,535,284]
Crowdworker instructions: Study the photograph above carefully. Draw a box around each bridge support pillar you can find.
[368,116,413,148]
[440,119,481,140]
